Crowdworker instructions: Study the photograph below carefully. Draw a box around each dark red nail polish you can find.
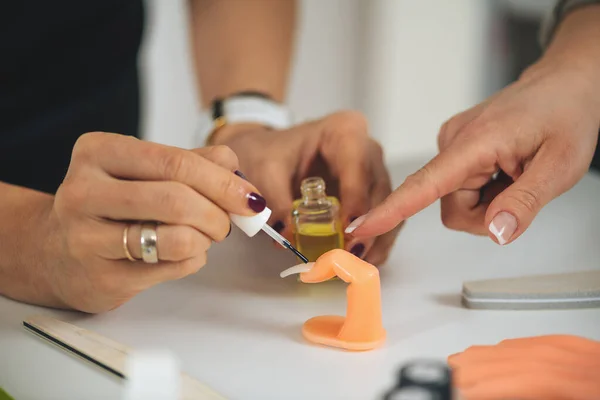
[247,192,266,213]
[234,170,248,181]
[272,220,285,233]
[350,243,365,258]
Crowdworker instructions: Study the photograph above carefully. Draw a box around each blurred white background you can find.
[139,0,556,165]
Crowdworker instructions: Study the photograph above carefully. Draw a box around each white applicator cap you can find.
[229,206,309,263]
[230,207,272,237]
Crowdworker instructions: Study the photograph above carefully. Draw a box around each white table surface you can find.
[2,159,600,400]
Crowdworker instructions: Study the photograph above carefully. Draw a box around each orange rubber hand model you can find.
[281,249,386,351]
[448,335,600,400]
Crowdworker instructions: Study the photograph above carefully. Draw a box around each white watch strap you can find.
[196,96,292,145]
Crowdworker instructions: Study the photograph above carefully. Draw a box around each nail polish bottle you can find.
[291,177,344,263]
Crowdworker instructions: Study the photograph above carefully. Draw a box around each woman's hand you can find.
[46,132,266,313]
[346,58,600,245]
[211,111,400,265]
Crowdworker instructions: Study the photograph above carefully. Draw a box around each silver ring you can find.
[140,222,159,263]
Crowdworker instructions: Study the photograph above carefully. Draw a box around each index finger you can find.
[71,132,263,216]
[325,137,372,223]
[191,145,240,172]
[348,139,486,238]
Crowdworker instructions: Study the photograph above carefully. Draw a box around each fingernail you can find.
[345,214,366,234]
[247,192,267,213]
[350,243,365,258]
[272,220,285,233]
[349,216,359,223]
[226,224,232,238]
[234,170,248,181]
[488,211,517,245]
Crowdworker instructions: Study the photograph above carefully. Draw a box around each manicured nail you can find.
[488,211,517,245]
[247,192,267,213]
[345,214,366,234]
[350,243,365,258]
[349,216,359,223]
[272,220,285,233]
[226,224,232,238]
[234,170,248,181]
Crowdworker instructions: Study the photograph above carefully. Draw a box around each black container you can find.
[383,359,452,400]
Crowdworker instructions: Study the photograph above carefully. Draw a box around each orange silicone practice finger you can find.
[453,358,599,389]
[298,249,386,351]
[497,334,600,355]
[449,343,600,371]
[460,369,600,400]
[300,248,379,284]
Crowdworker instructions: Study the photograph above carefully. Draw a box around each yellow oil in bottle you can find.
[291,177,344,272]
[294,223,344,262]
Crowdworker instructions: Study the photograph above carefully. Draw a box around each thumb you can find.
[230,167,295,242]
[485,144,572,245]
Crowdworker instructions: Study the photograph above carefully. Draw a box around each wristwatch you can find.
[196,91,292,146]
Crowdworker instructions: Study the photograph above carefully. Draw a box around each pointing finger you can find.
[347,137,493,238]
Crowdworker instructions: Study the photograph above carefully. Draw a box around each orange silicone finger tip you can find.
[447,353,465,366]
[300,270,336,283]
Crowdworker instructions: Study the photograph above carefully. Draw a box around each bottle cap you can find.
[385,386,437,400]
[230,207,272,237]
[398,360,452,400]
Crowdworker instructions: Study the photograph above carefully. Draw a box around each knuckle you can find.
[72,132,111,162]
[370,139,384,159]
[405,165,442,200]
[56,182,90,214]
[161,151,191,181]
[437,113,473,149]
[340,110,368,126]
[176,255,207,278]
[552,141,582,180]
[206,145,239,170]
[256,159,281,177]
[437,120,452,149]
[463,118,498,141]
[440,113,466,135]
[218,174,240,199]
[325,110,369,137]
[440,210,457,230]
[439,118,451,136]
[341,185,369,209]
[170,229,197,259]
[509,186,541,214]
[74,131,105,150]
